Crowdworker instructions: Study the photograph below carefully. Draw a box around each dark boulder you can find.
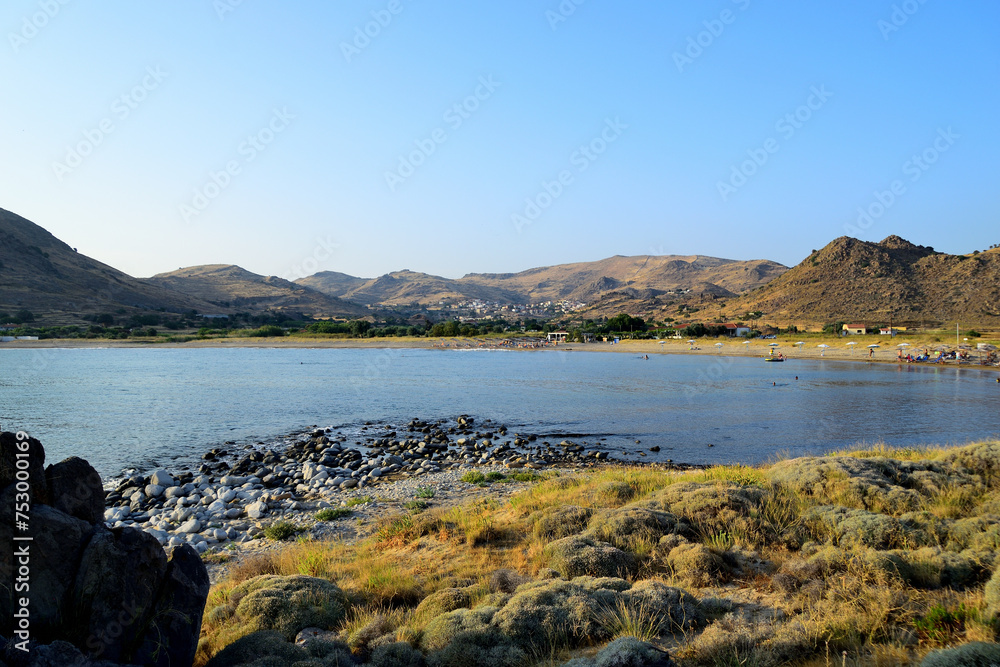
[131,545,210,667]
[0,432,48,504]
[70,526,168,663]
[45,457,105,525]
[0,432,209,667]
[0,500,93,641]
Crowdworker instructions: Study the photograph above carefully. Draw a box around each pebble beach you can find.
[101,415,696,581]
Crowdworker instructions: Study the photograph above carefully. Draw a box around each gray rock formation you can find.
[0,432,209,667]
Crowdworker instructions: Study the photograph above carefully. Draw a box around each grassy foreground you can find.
[195,442,1000,666]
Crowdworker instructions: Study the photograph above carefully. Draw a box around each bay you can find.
[1,347,997,479]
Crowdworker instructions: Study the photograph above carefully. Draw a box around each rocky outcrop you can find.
[0,432,209,667]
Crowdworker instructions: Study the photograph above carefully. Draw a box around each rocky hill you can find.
[145,265,366,318]
[298,255,787,308]
[717,235,1000,327]
[0,208,220,323]
[298,269,525,306]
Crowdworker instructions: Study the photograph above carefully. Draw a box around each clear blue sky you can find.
[2,1,997,280]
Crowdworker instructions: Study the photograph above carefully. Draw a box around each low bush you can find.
[544,536,638,579]
[461,471,487,484]
[263,521,304,541]
[920,641,1000,666]
[227,575,345,641]
[315,507,351,521]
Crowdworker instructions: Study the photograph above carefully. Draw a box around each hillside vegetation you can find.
[0,207,219,323]
[146,264,365,318]
[298,255,787,308]
[715,236,1000,328]
[196,441,1000,666]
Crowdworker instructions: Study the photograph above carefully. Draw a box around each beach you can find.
[4,334,997,370]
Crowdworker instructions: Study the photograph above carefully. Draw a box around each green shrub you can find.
[315,508,351,521]
[347,613,395,652]
[594,481,636,505]
[461,471,487,484]
[485,471,506,482]
[803,505,905,549]
[665,543,724,587]
[249,325,285,337]
[920,641,1000,666]
[592,636,673,667]
[584,506,684,552]
[893,547,983,589]
[228,575,346,641]
[531,505,593,542]
[370,641,426,667]
[264,521,304,541]
[414,587,472,619]
[420,607,497,652]
[203,630,306,667]
[347,495,374,507]
[425,628,526,667]
[913,604,972,645]
[544,536,638,579]
[622,580,703,632]
[405,500,429,512]
[985,563,1000,620]
[507,471,541,483]
[489,569,530,594]
[415,486,436,499]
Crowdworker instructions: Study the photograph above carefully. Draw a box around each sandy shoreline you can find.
[3,335,997,370]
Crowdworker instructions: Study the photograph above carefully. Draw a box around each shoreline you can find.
[4,335,997,371]
[101,414,706,581]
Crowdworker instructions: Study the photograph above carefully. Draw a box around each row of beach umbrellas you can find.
[675,339,996,358]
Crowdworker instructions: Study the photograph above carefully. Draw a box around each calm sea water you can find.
[1,347,997,479]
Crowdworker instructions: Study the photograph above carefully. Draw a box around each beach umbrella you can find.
[768,342,780,347]
[714,342,724,349]
[687,339,696,344]
[867,344,880,348]
[795,341,805,348]
[846,341,857,346]
[846,341,857,354]
[896,343,910,348]
[817,343,830,356]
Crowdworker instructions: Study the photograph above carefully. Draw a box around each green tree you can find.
[348,319,371,336]
[606,313,646,333]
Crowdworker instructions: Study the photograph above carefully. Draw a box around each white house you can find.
[722,323,750,337]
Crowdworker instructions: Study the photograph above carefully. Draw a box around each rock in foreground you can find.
[0,431,209,667]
